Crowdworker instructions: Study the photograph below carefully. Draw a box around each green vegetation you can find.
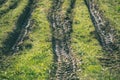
[0,0,53,79]
[0,0,19,15]
[98,0,120,33]
[98,0,120,79]
[0,0,29,49]
[72,0,106,79]
[0,0,119,80]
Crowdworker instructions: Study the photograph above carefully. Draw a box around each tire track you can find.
[84,0,120,73]
[2,0,34,54]
[48,0,79,80]
[84,0,118,52]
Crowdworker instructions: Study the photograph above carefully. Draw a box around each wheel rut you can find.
[85,0,120,73]
[2,0,34,54]
[48,0,79,80]
[84,0,118,52]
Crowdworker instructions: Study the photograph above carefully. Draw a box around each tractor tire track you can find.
[0,0,20,16]
[2,0,34,54]
[48,0,79,80]
[84,0,118,52]
[84,0,120,73]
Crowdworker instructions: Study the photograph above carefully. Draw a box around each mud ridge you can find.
[48,0,79,80]
[2,0,34,54]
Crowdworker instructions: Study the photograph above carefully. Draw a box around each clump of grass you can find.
[0,0,19,16]
[98,0,120,41]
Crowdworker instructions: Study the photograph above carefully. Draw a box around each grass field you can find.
[0,0,119,80]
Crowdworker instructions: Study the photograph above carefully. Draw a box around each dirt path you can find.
[48,0,79,79]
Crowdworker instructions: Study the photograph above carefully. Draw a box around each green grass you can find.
[0,0,119,80]
[0,0,18,10]
[0,0,29,49]
[0,0,53,80]
[71,0,113,79]
[98,0,120,79]
[98,0,120,39]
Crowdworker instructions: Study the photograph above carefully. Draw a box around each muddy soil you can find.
[48,0,79,80]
